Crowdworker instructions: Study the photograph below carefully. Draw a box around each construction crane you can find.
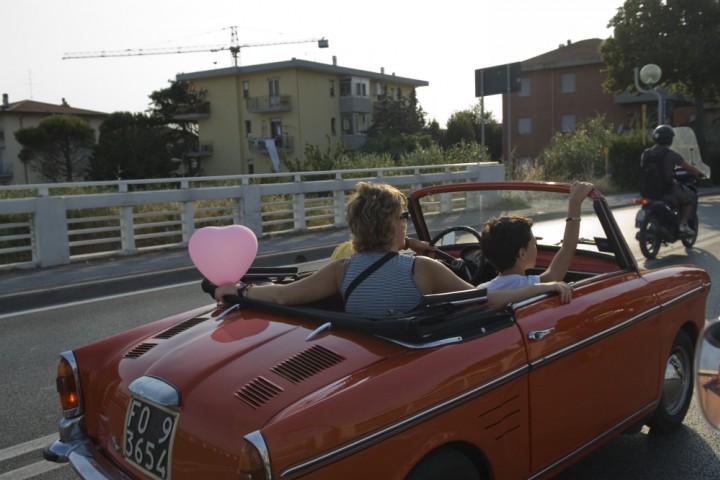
[62,26,329,66]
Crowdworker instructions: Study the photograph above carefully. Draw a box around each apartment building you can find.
[0,95,107,185]
[501,38,696,163]
[176,58,428,175]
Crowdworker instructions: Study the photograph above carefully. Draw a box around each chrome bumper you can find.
[43,416,130,480]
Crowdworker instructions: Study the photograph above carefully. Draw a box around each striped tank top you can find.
[341,252,423,316]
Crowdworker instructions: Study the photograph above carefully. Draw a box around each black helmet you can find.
[652,125,674,146]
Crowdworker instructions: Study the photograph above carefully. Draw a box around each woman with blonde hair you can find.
[213,182,474,315]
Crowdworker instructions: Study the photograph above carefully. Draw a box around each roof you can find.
[0,99,107,117]
[177,58,429,87]
[522,38,604,72]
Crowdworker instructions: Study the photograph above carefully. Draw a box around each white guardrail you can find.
[0,163,503,270]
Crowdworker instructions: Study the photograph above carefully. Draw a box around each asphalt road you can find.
[1,199,720,480]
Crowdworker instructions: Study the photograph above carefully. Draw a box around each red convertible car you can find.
[45,181,711,479]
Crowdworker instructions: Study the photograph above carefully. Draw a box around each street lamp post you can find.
[634,63,663,125]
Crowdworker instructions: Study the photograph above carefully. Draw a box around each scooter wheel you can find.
[639,214,661,259]
[681,217,699,248]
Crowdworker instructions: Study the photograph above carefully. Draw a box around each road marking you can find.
[0,461,66,480]
[0,433,58,462]
[0,433,67,480]
[0,281,198,320]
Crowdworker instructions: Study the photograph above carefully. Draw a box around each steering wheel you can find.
[430,225,483,246]
[429,226,483,283]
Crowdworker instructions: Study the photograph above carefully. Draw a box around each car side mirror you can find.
[696,320,720,432]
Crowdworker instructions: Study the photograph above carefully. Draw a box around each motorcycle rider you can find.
[640,125,704,235]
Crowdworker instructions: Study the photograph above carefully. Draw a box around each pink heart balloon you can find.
[188,225,258,285]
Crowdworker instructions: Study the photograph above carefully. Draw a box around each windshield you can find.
[417,187,602,253]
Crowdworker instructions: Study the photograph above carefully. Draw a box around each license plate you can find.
[124,397,178,480]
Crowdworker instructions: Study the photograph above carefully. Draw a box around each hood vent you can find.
[271,345,345,384]
[235,376,283,408]
[125,342,157,359]
[154,317,208,340]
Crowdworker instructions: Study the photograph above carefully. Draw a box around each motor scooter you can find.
[635,168,699,259]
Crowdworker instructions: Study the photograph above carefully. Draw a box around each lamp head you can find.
[639,63,662,86]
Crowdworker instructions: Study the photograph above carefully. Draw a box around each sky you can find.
[3,0,627,127]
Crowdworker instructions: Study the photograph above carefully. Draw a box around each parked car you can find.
[44,181,711,479]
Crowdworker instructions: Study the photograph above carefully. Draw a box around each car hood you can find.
[116,305,403,420]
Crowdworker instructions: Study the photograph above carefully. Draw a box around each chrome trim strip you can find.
[530,285,706,369]
[59,351,83,419]
[128,376,181,407]
[528,401,657,480]
[306,322,332,341]
[244,431,273,480]
[280,364,529,478]
[215,303,239,321]
[380,336,463,349]
[659,285,706,309]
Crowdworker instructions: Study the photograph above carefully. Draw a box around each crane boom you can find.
[62,27,329,66]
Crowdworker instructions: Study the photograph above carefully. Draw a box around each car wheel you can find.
[406,448,482,480]
[638,214,661,259]
[648,329,694,433]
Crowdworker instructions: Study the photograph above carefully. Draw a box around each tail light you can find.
[55,351,83,418]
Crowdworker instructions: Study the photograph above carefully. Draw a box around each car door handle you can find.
[528,328,555,341]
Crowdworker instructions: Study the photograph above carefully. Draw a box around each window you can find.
[331,118,337,136]
[341,114,353,134]
[340,77,369,97]
[245,120,252,137]
[242,81,249,99]
[355,82,367,96]
[518,118,532,135]
[340,79,351,97]
[329,80,335,97]
[268,78,280,106]
[561,73,576,93]
[561,114,576,132]
[519,78,531,97]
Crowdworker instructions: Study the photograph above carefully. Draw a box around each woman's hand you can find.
[214,282,242,303]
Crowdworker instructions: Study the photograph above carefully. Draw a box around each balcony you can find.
[248,136,294,154]
[173,101,211,121]
[185,142,214,158]
[246,95,292,113]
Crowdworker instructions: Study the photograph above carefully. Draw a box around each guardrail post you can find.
[180,180,194,244]
[118,183,136,254]
[120,206,136,254]
[294,192,306,230]
[241,185,263,237]
[34,196,70,267]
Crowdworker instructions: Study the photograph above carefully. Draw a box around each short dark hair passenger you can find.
[481,216,534,271]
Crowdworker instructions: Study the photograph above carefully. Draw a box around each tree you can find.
[14,114,95,182]
[148,80,203,175]
[600,0,720,172]
[540,116,615,181]
[367,87,426,137]
[362,87,431,157]
[90,112,176,180]
[443,103,503,160]
[444,111,475,147]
